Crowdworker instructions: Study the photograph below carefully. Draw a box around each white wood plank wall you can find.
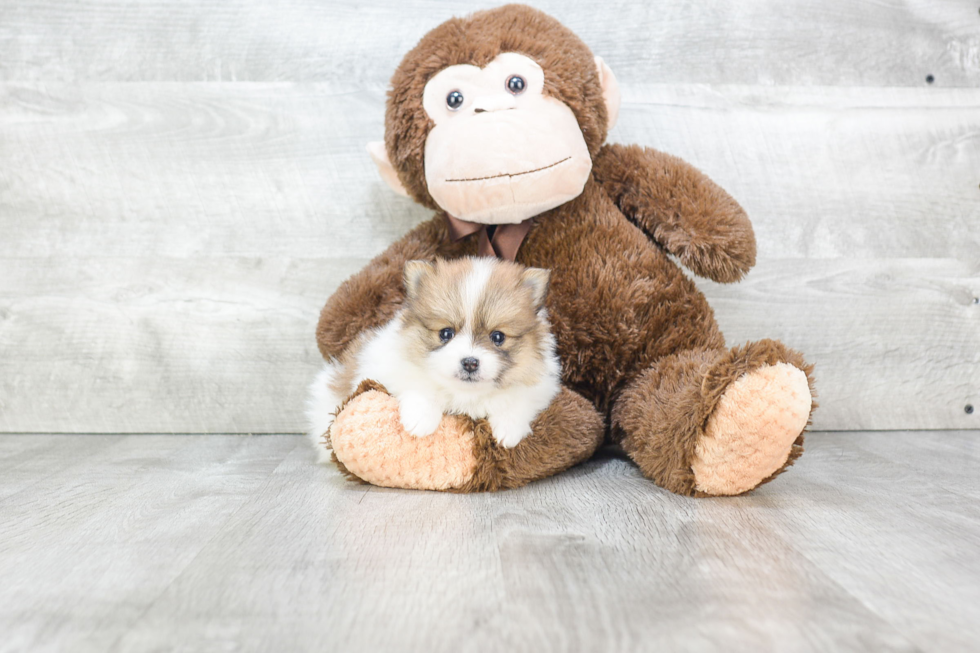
[0,1,978,433]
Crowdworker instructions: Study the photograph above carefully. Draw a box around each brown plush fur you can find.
[592,144,757,283]
[317,218,468,361]
[316,5,816,495]
[611,340,817,496]
[457,387,605,492]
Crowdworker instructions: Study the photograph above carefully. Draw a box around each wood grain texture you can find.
[0,0,978,86]
[708,258,980,431]
[0,257,348,433]
[0,434,300,652]
[0,434,124,500]
[621,85,980,261]
[1,4,978,433]
[0,432,978,652]
[1,257,976,433]
[2,83,978,260]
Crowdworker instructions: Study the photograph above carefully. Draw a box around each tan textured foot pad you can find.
[693,363,811,496]
[329,390,477,491]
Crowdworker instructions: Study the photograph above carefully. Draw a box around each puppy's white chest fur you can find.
[306,257,561,455]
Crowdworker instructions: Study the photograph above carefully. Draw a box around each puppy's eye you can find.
[439,327,455,342]
[506,75,526,95]
[446,90,464,110]
[490,331,506,346]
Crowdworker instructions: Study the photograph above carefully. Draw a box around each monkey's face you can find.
[420,53,593,225]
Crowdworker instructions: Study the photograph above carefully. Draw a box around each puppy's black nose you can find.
[461,357,480,373]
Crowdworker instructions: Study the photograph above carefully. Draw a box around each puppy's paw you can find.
[489,418,532,449]
[398,394,444,437]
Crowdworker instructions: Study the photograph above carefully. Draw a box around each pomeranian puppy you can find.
[307,256,561,454]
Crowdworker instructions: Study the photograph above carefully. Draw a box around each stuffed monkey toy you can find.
[309,4,815,496]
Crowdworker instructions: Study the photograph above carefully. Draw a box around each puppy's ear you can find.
[367,141,410,197]
[403,260,435,299]
[520,267,551,311]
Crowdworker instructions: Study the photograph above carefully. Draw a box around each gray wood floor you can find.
[2,432,979,652]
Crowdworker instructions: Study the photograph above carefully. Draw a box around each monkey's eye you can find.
[490,331,506,346]
[439,327,456,342]
[446,90,464,110]
[506,75,526,95]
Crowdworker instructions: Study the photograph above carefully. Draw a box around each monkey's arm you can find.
[316,217,449,360]
[592,143,756,283]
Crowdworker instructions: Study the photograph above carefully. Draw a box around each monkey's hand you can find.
[592,143,757,283]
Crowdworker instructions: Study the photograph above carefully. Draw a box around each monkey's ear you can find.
[367,141,410,197]
[594,56,621,131]
[520,267,551,311]
[403,260,435,298]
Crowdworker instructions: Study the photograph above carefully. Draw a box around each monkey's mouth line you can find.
[444,156,572,183]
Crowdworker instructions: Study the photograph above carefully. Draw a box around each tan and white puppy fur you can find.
[307,257,560,454]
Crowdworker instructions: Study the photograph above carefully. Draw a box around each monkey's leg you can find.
[611,340,815,497]
[318,381,605,492]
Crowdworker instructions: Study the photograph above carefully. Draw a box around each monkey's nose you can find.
[471,94,518,114]
[461,357,480,373]
[474,106,514,115]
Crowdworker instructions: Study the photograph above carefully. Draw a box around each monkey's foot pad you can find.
[693,363,812,496]
[330,390,477,491]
